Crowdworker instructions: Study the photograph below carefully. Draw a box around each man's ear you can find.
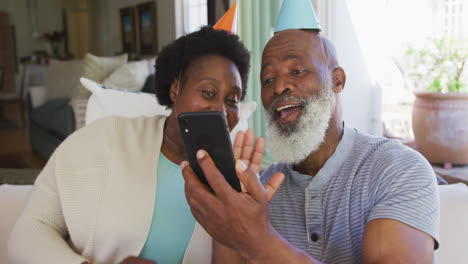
[332,67,346,93]
[169,78,180,103]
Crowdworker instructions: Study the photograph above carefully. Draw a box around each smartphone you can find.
[178,111,242,192]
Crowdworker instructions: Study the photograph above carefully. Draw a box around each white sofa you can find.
[2,183,468,263]
[3,77,467,263]
[0,184,33,264]
[436,183,468,263]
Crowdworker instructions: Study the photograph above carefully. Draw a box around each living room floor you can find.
[0,104,46,169]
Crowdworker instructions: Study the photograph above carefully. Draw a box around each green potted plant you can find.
[395,38,468,165]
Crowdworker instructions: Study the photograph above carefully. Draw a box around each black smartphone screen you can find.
[178,111,241,192]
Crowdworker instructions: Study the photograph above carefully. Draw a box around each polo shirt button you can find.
[310,233,319,242]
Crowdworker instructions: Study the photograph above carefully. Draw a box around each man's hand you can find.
[181,129,285,260]
[231,129,283,198]
[232,129,264,174]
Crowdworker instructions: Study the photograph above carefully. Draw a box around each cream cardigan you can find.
[8,116,212,264]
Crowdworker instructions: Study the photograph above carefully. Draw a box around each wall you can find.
[92,0,176,56]
[0,0,208,59]
[0,11,16,92]
[315,0,382,136]
[214,0,228,21]
[0,0,177,60]
[0,1,7,12]
[334,0,382,136]
[0,0,63,60]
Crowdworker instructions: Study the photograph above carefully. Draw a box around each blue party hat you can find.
[274,0,321,33]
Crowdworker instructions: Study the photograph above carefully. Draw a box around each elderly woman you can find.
[8,26,250,264]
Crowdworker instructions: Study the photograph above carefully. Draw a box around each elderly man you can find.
[181,0,439,263]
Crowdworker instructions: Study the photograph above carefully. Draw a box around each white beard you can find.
[265,80,333,164]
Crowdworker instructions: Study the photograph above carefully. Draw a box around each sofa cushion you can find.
[102,59,151,92]
[437,183,468,264]
[69,99,88,130]
[0,184,33,264]
[46,59,84,100]
[31,98,75,139]
[72,53,128,99]
[141,74,155,94]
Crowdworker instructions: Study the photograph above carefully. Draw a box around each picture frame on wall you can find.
[119,7,136,53]
[11,25,18,72]
[137,2,157,55]
[0,66,4,90]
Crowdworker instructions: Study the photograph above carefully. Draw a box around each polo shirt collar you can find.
[286,126,356,190]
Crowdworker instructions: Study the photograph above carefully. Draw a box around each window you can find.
[439,0,466,38]
[183,0,208,34]
[331,0,468,138]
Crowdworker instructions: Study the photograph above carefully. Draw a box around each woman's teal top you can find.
[139,153,196,263]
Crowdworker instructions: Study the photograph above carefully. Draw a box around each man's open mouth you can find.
[275,103,303,125]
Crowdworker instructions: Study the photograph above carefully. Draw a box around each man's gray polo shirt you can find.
[261,126,440,263]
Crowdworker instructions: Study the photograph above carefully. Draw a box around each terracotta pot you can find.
[412,92,468,165]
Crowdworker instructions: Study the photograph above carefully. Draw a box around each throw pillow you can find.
[69,99,89,130]
[80,77,257,143]
[72,53,128,99]
[30,98,75,139]
[141,74,155,94]
[229,100,257,143]
[29,86,48,108]
[145,57,156,75]
[102,59,150,92]
[81,77,171,125]
[46,59,84,100]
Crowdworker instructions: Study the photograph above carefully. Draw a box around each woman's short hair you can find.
[154,26,251,108]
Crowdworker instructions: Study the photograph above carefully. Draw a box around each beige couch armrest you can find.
[437,183,468,264]
[0,184,33,264]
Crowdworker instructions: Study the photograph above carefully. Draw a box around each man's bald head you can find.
[320,36,339,73]
[264,29,340,79]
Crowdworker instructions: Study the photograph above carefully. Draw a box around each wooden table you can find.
[0,168,41,185]
[432,165,468,185]
[400,139,468,185]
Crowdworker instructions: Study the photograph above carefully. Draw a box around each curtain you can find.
[232,0,283,165]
